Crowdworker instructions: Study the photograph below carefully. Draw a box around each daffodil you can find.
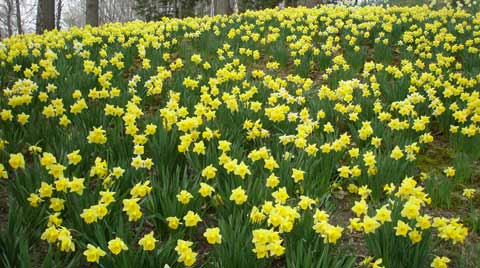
[8,153,25,169]
[83,244,106,263]
[108,237,128,255]
[203,227,222,244]
[394,220,411,237]
[138,231,157,251]
[229,186,248,205]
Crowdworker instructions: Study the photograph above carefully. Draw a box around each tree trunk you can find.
[174,0,179,17]
[56,0,62,29]
[36,0,40,33]
[37,0,55,33]
[182,0,196,18]
[286,0,298,7]
[174,0,181,18]
[215,0,232,15]
[233,0,238,13]
[86,0,99,26]
[45,0,55,31]
[302,0,317,7]
[6,0,13,37]
[15,0,22,34]
[178,0,183,18]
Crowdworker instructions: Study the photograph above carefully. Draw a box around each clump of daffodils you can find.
[252,229,285,259]
[312,209,344,244]
[175,239,198,266]
[350,177,468,243]
[349,177,469,268]
[1,4,479,268]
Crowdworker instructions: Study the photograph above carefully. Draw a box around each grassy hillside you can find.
[0,5,479,268]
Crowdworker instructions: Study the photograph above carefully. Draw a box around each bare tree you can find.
[62,0,86,28]
[99,0,136,24]
[37,0,55,33]
[35,1,40,33]
[5,0,13,36]
[215,0,232,14]
[86,0,99,26]
[298,0,318,6]
[15,0,23,34]
[177,0,183,18]
[0,0,43,36]
[233,0,238,12]
[24,1,39,33]
[56,0,62,29]
[16,0,38,34]
[286,0,298,6]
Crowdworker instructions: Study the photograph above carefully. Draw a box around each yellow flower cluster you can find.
[175,239,197,266]
[312,209,344,244]
[348,177,468,246]
[252,229,285,259]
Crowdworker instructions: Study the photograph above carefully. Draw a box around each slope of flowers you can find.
[0,5,479,268]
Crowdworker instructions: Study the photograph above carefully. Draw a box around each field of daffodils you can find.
[1,5,480,268]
